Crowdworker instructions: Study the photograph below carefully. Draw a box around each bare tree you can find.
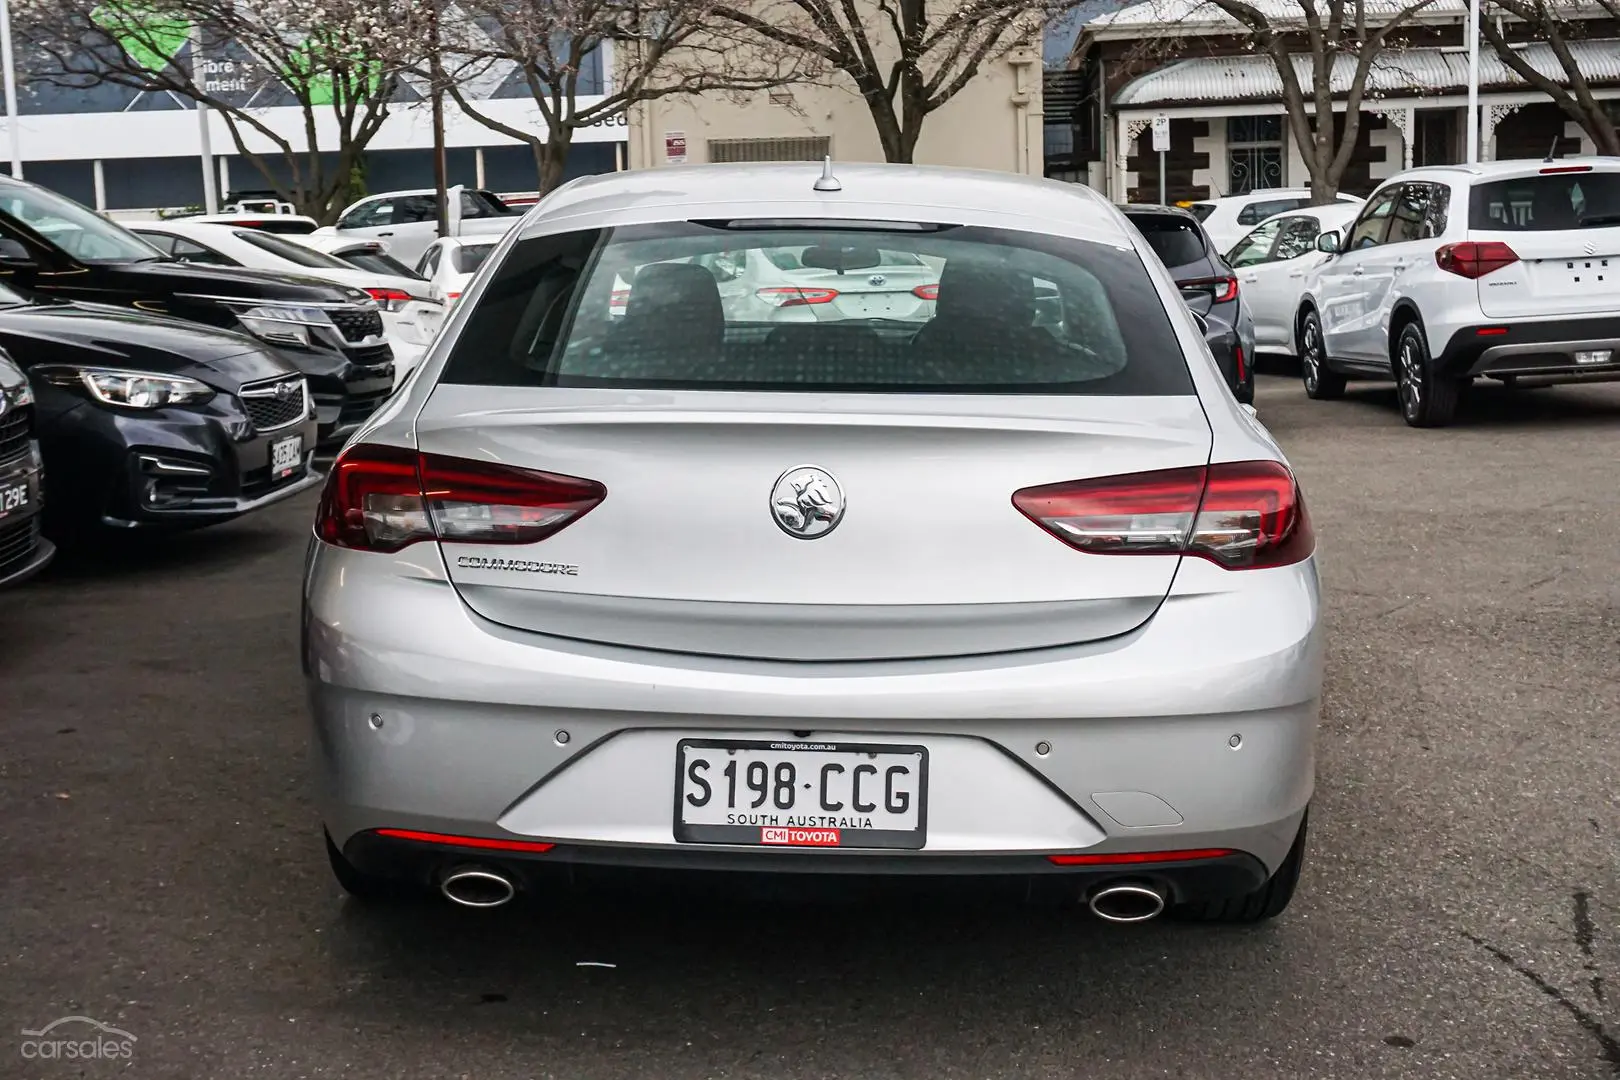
[709,0,1048,164]
[1479,0,1619,155]
[432,0,820,194]
[14,0,426,221]
[1127,0,1436,201]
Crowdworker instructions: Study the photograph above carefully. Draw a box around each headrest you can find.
[933,260,1034,326]
[625,262,723,322]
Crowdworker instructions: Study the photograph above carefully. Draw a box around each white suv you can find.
[1295,159,1620,427]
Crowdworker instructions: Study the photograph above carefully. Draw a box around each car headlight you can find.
[34,365,214,409]
[228,303,336,347]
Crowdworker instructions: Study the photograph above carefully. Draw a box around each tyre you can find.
[1394,321,1461,428]
[1174,811,1308,924]
[325,830,410,903]
[1299,310,1345,400]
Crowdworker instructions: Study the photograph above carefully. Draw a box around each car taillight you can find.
[1178,275,1239,304]
[1011,460,1312,570]
[314,443,606,553]
[365,287,412,312]
[1435,241,1519,279]
[912,284,939,300]
[1540,165,1592,174]
[756,286,838,307]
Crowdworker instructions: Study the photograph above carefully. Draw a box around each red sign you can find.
[761,827,840,846]
[665,131,687,165]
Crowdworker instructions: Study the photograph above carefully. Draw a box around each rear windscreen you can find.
[1469,172,1620,231]
[454,244,496,274]
[437,221,1194,395]
[1124,215,1209,269]
[1187,203,1217,221]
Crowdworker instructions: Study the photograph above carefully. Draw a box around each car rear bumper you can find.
[304,544,1324,880]
[1438,317,1620,381]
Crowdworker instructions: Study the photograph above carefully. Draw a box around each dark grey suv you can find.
[1121,205,1256,404]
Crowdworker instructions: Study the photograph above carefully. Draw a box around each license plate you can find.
[675,739,927,849]
[0,476,29,520]
[270,435,303,479]
[1575,349,1612,366]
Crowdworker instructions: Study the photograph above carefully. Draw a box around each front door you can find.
[1317,186,1398,363]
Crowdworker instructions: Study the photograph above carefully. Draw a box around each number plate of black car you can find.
[674,739,928,849]
[0,475,31,521]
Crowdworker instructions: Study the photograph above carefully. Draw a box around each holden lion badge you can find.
[770,466,845,539]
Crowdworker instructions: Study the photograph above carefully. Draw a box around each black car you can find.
[0,176,392,449]
[0,281,321,534]
[0,347,53,585]
[1121,205,1256,404]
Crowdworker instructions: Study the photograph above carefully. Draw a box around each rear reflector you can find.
[315,443,606,553]
[757,286,838,307]
[1012,460,1313,570]
[1048,848,1236,866]
[374,828,556,853]
[1234,343,1246,382]
[912,284,940,300]
[1435,241,1518,279]
[1177,275,1239,304]
[1476,326,1510,336]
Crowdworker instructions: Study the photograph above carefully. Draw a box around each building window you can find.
[707,136,831,163]
[1227,115,1283,195]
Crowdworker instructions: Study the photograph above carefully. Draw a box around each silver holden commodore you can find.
[304,160,1323,925]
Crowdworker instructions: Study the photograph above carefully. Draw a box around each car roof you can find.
[1386,158,1620,185]
[521,162,1136,247]
[1256,201,1362,229]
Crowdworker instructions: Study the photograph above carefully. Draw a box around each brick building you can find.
[1049,0,1620,203]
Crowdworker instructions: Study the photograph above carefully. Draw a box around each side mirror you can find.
[1315,230,1342,254]
[0,237,37,268]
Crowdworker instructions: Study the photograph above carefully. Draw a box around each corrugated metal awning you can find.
[1112,40,1620,107]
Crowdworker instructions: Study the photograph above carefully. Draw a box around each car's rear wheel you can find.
[1299,311,1345,400]
[325,831,410,903]
[1173,811,1308,924]
[1395,322,1462,428]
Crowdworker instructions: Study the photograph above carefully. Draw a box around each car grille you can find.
[343,342,394,370]
[0,404,31,466]
[237,376,309,433]
[0,515,40,576]
[329,306,385,342]
[339,386,392,427]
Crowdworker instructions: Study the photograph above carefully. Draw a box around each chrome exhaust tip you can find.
[1087,882,1166,924]
[440,866,517,909]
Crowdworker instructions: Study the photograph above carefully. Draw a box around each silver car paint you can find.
[306,162,1320,875]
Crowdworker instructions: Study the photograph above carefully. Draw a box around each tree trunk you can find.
[539,130,573,193]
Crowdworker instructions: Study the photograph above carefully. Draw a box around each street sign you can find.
[665,131,687,165]
[1151,115,1170,153]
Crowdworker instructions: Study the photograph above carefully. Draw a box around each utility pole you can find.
[1466,0,1481,163]
[0,0,22,179]
[430,0,450,238]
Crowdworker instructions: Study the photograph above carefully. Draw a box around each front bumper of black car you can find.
[276,342,395,450]
[34,393,321,530]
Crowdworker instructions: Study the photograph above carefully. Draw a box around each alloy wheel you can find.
[1398,335,1424,419]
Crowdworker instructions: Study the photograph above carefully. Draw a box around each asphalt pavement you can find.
[3,373,1619,1079]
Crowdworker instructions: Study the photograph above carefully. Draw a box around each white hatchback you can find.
[1225,202,1362,359]
[1189,190,1364,253]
